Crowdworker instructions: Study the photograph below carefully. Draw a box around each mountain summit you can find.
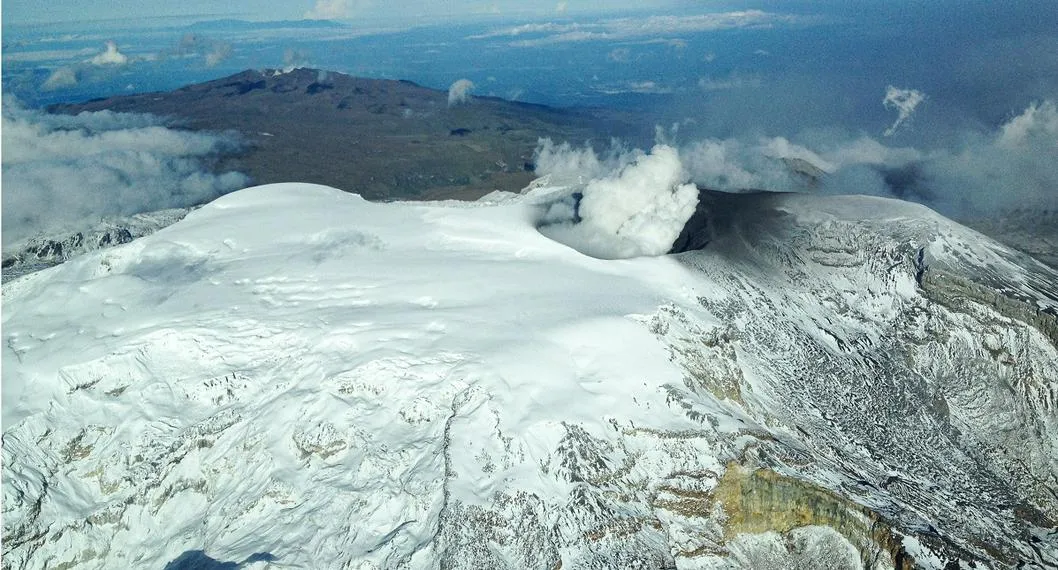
[3,180,1056,569]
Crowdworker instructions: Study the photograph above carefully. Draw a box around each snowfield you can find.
[3,182,1057,569]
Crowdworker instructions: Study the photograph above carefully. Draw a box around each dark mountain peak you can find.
[153,68,442,107]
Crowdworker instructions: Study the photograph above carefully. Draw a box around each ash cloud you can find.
[1,98,248,247]
[533,139,633,184]
[534,142,699,259]
[282,48,313,72]
[680,137,827,192]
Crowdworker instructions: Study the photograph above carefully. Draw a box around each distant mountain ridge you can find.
[186,19,346,31]
[52,68,648,202]
[46,69,1057,270]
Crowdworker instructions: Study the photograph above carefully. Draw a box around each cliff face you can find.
[653,192,1058,568]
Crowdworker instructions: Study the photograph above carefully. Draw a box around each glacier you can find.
[3,181,1057,569]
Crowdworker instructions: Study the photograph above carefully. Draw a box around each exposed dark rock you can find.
[226,79,266,95]
[2,209,190,282]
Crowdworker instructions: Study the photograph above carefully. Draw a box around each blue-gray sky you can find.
[3,0,673,25]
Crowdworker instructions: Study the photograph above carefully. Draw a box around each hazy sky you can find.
[3,0,672,25]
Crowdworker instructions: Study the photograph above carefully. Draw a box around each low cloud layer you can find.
[470,11,803,46]
[1,98,248,246]
[698,74,762,92]
[769,99,1058,215]
[448,79,475,107]
[997,100,1058,148]
[39,40,130,92]
[534,97,1058,229]
[535,142,699,259]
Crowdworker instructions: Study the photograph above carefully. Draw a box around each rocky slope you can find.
[1,209,190,282]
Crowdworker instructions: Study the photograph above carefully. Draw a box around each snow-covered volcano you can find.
[3,177,1057,569]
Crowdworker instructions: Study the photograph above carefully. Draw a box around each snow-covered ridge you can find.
[3,182,1056,569]
[1,208,191,283]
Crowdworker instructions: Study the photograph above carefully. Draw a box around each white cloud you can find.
[304,0,351,20]
[608,47,631,63]
[680,139,762,190]
[39,40,140,92]
[205,44,232,67]
[2,47,96,63]
[468,22,582,39]
[818,136,921,167]
[534,139,636,185]
[697,74,762,91]
[535,143,698,259]
[678,136,834,192]
[760,137,836,172]
[678,99,1058,214]
[1,98,248,246]
[42,67,79,91]
[88,40,128,66]
[613,11,792,36]
[472,11,803,46]
[626,81,671,94]
[997,100,1058,148]
[883,85,926,137]
[175,34,233,68]
[594,81,673,95]
[447,79,475,107]
[282,48,313,72]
